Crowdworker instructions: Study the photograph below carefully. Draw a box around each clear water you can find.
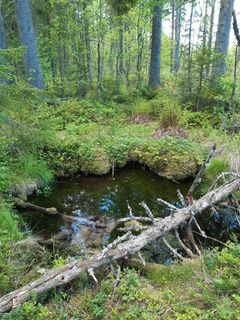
[23,166,191,235]
[22,165,240,246]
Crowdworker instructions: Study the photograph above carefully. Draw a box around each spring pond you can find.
[22,165,240,263]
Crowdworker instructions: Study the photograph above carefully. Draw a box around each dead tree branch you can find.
[1,178,240,314]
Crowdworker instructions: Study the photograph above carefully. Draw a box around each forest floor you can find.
[1,85,240,319]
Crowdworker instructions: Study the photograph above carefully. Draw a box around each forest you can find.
[0,0,240,319]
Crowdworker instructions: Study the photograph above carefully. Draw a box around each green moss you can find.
[146,259,200,288]
[79,146,111,175]
[205,159,228,181]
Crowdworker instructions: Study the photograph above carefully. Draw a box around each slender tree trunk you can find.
[170,0,175,73]
[14,0,44,89]
[97,0,102,96]
[83,1,92,84]
[137,12,143,86]
[173,2,182,73]
[0,4,9,84]
[118,17,124,78]
[187,2,194,92]
[0,6,6,49]
[199,0,208,92]
[206,0,216,77]
[212,0,235,76]
[149,0,162,88]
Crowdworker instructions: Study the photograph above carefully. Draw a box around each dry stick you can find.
[140,201,155,221]
[209,172,240,191]
[1,178,240,314]
[157,198,178,212]
[175,190,195,257]
[117,216,153,224]
[177,189,186,206]
[118,225,148,233]
[13,198,108,229]
[186,144,216,255]
[174,229,195,258]
[162,237,184,260]
[193,231,228,247]
[127,201,134,217]
[137,251,146,267]
[187,144,216,199]
[187,223,202,256]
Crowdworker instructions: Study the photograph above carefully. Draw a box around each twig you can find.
[177,189,186,207]
[162,237,184,260]
[88,268,98,283]
[127,201,134,217]
[188,144,216,198]
[117,216,154,224]
[209,172,240,191]
[157,198,177,211]
[137,251,146,266]
[193,231,228,247]
[174,229,194,258]
[118,225,148,232]
[101,231,133,257]
[187,223,202,256]
[140,201,155,221]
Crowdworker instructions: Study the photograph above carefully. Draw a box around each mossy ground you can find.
[3,243,240,320]
[1,84,240,319]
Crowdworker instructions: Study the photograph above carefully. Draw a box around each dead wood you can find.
[13,197,110,230]
[1,177,240,314]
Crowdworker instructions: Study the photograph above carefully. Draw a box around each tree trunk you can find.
[206,0,216,77]
[170,0,175,73]
[0,6,6,49]
[83,1,92,84]
[212,0,235,76]
[14,0,44,89]
[1,177,240,314]
[97,0,102,96]
[187,2,194,92]
[149,0,162,88]
[173,2,182,73]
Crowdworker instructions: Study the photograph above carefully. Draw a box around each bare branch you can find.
[174,229,194,258]
[140,201,155,221]
[162,237,184,260]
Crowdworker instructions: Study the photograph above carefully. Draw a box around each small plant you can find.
[158,103,182,129]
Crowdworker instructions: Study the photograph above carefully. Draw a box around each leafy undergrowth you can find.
[0,84,208,199]
[0,203,53,297]
[2,243,240,320]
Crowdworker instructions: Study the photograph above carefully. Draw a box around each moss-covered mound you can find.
[45,125,207,181]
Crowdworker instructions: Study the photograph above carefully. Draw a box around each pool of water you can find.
[22,165,240,246]
[23,166,191,235]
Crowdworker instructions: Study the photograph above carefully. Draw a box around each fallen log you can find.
[13,198,110,229]
[1,177,240,314]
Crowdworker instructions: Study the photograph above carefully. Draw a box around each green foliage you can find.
[205,243,240,293]
[1,300,53,320]
[205,159,229,182]
[158,103,182,129]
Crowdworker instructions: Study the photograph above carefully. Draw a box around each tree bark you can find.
[0,5,6,50]
[14,0,44,89]
[212,0,235,76]
[187,2,194,92]
[97,0,102,96]
[173,1,182,73]
[149,0,162,88]
[1,177,240,314]
[84,6,92,84]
